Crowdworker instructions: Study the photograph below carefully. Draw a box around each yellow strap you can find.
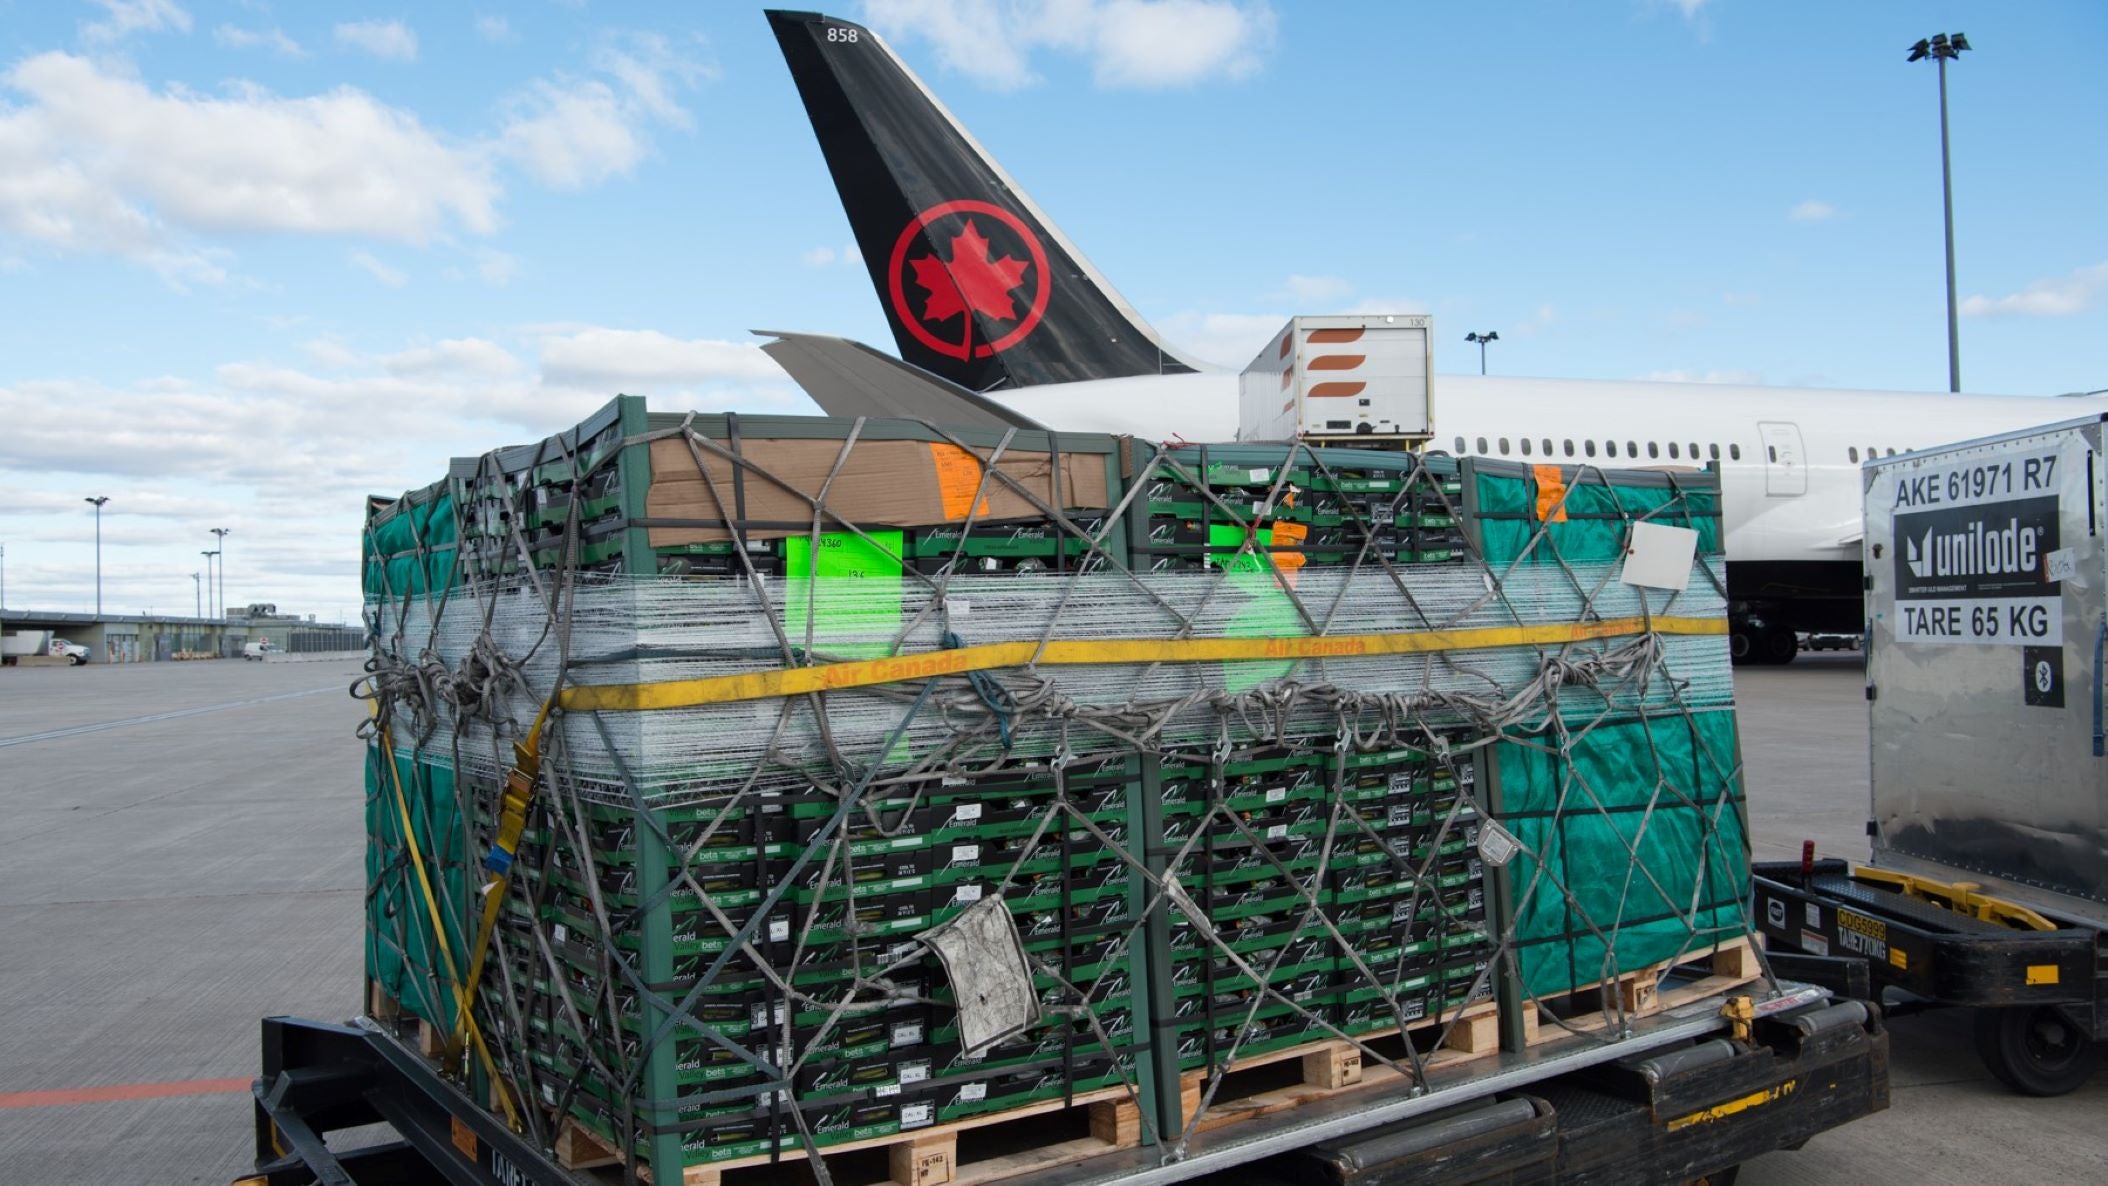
[559,615,1727,713]
[378,728,521,1129]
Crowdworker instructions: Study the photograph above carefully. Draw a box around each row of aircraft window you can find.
[1455,436,1736,461]
[1452,437,1904,464]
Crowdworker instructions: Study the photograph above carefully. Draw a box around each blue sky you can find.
[1,0,2103,621]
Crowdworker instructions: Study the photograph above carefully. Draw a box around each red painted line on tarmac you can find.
[0,1077,251,1109]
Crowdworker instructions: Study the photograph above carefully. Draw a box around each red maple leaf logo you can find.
[909,219,1031,324]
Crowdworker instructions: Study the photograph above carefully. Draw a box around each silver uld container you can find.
[1864,412,2108,929]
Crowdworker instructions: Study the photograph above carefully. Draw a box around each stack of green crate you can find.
[1119,441,1495,1069]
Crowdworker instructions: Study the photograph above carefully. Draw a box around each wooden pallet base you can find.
[1524,937,1761,1046]
[366,982,447,1059]
[555,1081,1144,1186]
[1182,1000,1499,1135]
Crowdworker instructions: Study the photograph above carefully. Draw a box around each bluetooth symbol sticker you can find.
[2023,646,2064,708]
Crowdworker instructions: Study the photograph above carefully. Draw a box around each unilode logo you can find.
[1905,518,2042,581]
[888,200,1051,360]
[1894,496,2060,599]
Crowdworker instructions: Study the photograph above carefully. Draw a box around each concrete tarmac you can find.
[0,654,2100,1183]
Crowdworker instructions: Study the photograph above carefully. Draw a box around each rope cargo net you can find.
[358,414,1767,1183]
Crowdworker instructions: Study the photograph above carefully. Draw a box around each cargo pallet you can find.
[243,980,1883,1186]
[1755,859,2106,1096]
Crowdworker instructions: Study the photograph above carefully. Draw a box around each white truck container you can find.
[1863,413,2108,927]
[1237,314,1432,445]
[1,631,89,665]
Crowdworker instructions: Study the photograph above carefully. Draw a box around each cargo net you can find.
[359,418,1768,1182]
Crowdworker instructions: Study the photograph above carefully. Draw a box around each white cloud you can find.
[495,80,643,189]
[1282,274,1350,304]
[0,51,498,272]
[1089,0,1274,88]
[1788,199,1837,222]
[538,328,791,392]
[215,25,305,56]
[1669,0,1708,17]
[475,247,520,287]
[865,0,1275,91]
[1157,311,1287,369]
[0,328,810,615]
[475,15,514,43]
[494,33,712,189]
[381,337,521,376]
[334,19,419,63]
[302,337,360,368]
[348,249,406,287]
[1722,290,1760,307]
[0,36,713,284]
[803,245,838,266]
[1961,261,2108,318]
[82,0,192,43]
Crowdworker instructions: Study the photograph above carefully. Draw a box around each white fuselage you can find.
[976,371,2107,566]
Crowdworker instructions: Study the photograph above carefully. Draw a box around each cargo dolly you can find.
[239,979,1884,1186]
[1753,858,2104,1096]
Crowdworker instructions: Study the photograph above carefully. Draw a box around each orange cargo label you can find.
[929,443,995,520]
[1532,464,1569,523]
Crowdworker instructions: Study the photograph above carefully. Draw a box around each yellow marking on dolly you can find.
[1665,1080,1798,1132]
[2026,964,2060,986]
[1850,866,2057,932]
[558,615,1728,712]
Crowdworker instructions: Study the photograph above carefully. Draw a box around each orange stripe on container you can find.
[1307,328,1365,343]
[1278,334,1293,359]
[0,1077,251,1109]
[1307,382,1366,397]
[1280,369,1294,390]
[1307,354,1365,371]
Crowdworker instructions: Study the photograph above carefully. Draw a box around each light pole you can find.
[84,496,109,615]
[192,571,202,619]
[201,550,218,619]
[210,527,231,620]
[1909,32,1970,393]
[1464,331,1499,376]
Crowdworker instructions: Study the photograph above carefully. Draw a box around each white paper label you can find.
[901,1102,933,1128]
[954,883,984,903]
[551,923,568,944]
[953,803,982,822]
[1476,820,1520,867]
[1387,772,1415,794]
[1265,823,1288,840]
[1264,787,1286,803]
[877,1083,900,1097]
[768,918,791,943]
[899,1061,930,1085]
[958,1082,987,1102]
[892,1021,924,1047]
[2046,547,2078,583]
[952,845,981,863]
[1249,468,1269,483]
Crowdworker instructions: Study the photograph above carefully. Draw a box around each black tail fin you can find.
[767,9,1200,391]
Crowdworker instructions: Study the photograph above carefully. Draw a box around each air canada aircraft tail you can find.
[766,9,1201,391]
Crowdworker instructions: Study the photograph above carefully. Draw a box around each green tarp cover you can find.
[365,745,471,1032]
[1475,464,1747,998]
[1495,709,1748,999]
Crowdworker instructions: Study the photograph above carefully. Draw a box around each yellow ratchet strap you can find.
[377,726,520,1129]
[557,616,1727,713]
[446,700,553,1122]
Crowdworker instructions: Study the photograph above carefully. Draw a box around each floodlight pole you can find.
[85,496,109,615]
[193,571,202,619]
[1464,331,1499,376]
[1911,33,1969,392]
[211,527,231,620]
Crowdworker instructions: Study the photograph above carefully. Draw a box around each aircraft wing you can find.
[754,330,1048,431]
